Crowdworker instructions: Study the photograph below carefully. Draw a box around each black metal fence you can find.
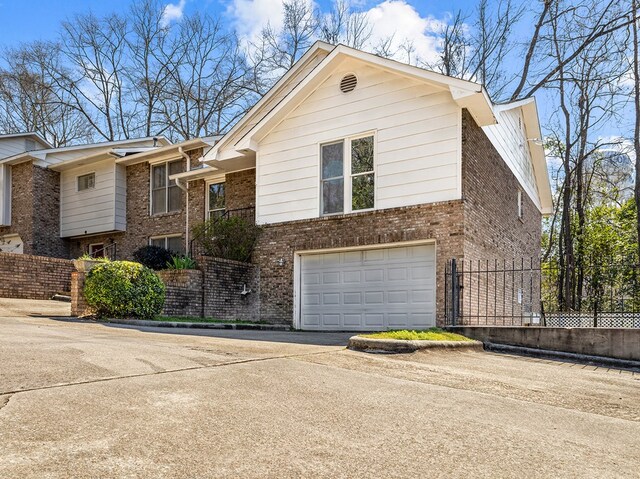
[445,257,640,328]
[189,207,255,258]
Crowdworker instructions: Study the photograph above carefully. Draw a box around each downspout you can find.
[178,147,190,255]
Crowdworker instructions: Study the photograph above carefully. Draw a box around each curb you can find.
[348,335,484,353]
[486,342,640,370]
[104,319,291,331]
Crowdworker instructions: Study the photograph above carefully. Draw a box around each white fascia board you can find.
[206,41,335,159]
[520,99,553,215]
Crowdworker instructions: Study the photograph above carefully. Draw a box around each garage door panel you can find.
[300,244,435,331]
[364,269,384,282]
[343,270,362,283]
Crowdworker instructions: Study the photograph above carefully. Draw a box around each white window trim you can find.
[205,178,227,220]
[319,131,376,217]
[150,160,183,215]
[77,172,96,193]
[517,190,523,219]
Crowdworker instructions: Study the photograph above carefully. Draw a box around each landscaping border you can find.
[348,335,483,353]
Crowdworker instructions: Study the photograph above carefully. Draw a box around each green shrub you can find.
[192,216,261,262]
[84,261,165,319]
[167,255,197,270]
[132,245,173,270]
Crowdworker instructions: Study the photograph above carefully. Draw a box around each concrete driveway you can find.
[0,299,639,478]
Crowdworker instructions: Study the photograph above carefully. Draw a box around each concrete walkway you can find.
[0,299,639,478]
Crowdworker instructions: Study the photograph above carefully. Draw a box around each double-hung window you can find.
[208,182,226,219]
[151,160,182,215]
[150,235,184,254]
[321,134,374,216]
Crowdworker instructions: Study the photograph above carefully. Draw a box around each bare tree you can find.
[259,0,317,72]
[0,43,92,146]
[51,12,131,141]
[157,13,253,139]
[511,0,637,101]
[544,0,628,309]
[632,0,640,261]
[318,0,372,50]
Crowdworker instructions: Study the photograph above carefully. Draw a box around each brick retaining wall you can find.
[200,256,260,321]
[0,252,74,300]
[156,269,203,318]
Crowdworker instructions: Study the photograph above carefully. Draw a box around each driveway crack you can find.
[0,349,343,398]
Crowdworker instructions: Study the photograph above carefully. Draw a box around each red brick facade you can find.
[461,109,542,262]
[253,201,465,323]
[0,161,68,258]
[0,252,73,299]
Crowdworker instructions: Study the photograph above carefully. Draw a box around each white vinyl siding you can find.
[483,108,540,210]
[256,61,461,224]
[0,137,42,159]
[60,162,125,237]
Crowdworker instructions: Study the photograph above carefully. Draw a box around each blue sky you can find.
[0,0,631,155]
[0,0,474,45]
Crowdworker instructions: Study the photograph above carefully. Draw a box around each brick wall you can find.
[0,252,74,299]
[117,160,188,259]
[461,109,542,261]
[254,201,465,323]
[0,162,69,258]
[200,256,260,321]
[156,269,203,317]
[460,110,543,322]
[71,271,92,316]
[225,169,256,211]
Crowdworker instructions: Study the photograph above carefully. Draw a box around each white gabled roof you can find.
[204,42,496,166]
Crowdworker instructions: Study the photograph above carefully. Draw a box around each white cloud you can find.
[227,0,289,43]
[162,0,187,27]
[365,1,444,64]
[226,0,443,65]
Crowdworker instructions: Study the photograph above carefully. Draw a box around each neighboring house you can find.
[0,136,172,258]
[176,41,553,330]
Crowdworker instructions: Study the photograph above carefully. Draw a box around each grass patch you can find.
[361,328,473,342]
[152,316,266,325]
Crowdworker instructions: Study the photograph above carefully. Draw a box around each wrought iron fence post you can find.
[451,259,459,326]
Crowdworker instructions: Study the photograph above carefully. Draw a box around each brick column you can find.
[71,271,92,317]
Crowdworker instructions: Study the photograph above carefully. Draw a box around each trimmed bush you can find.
[132,245,173,270]
[84,261,166,319]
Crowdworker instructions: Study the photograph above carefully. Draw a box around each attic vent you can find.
[340,74,357,93]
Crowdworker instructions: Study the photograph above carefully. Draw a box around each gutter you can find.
[177,147,190,255]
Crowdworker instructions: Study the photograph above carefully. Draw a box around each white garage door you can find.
[299,244,436,331]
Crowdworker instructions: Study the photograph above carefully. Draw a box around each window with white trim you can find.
[150,235,184,254]
[517,190,523,219]
[151,160,183,215]
[321,134,374,216]
[207,182,226,219]
[77,173,95,191]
